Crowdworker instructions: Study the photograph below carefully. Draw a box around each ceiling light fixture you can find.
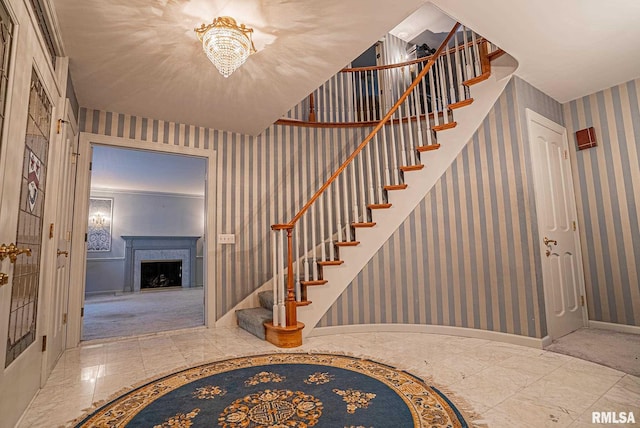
[195,16,256,78]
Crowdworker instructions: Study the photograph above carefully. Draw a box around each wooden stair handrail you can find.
[286,22,461,228]
[340,36,485,73]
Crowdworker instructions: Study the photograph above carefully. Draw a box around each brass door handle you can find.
[57,250,69,258]
[543,237,557,246]
[0,243,32,263]
[0,272,8,285]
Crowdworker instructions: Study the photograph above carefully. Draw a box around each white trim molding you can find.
[589,320,640,335]
[310,324,549,349]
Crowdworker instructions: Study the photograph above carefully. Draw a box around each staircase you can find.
[236,23,516,347]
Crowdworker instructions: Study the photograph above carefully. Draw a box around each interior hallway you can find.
[17,328,640,427]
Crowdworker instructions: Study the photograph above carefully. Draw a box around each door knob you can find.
[57,249,69,258]
[543,237,557,246]
[0,272,8,285]
[0,243,32,263]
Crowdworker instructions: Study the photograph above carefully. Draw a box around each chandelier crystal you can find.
[195,17,256,78]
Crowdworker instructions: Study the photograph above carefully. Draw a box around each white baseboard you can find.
[309,323,547,349]
[589,320,640,335]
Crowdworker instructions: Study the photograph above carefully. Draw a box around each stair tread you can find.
[463,72,490,86]
[300,279,328,286]
[416,144,441,152]
[432,122,457,132]
[367,203,391,209]
[318,260,344,266]
[384,184,408,191]
[448,98,474,110]
[352,222,376,227]
[400,165,424,172]
[335,241,360,247]
[296,300,312,307]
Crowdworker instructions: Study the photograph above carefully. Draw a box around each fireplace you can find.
[122,236,200,292]
[141,260,182,289]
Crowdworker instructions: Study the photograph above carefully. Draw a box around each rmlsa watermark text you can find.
[592,411,636,424]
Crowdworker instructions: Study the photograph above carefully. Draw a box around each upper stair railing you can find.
[269,23,494,335]
[280,28,500,127]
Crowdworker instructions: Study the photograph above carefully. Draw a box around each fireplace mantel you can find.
[122,236,200,292]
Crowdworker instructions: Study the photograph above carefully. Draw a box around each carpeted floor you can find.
[83,288,204,341]
[73,353,468,428]
[546,327,640,376]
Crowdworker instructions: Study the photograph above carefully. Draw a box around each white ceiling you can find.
[54,0,425,136]
[54,0,640,138]
[431,0,640,103]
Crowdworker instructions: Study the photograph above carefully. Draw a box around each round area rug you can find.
[74,353,468,427]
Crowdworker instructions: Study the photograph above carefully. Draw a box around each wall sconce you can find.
[89,212,108,227]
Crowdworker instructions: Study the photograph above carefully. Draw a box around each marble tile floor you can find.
[17,327,640,427]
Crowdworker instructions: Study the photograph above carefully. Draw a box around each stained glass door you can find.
[5,70,52,366]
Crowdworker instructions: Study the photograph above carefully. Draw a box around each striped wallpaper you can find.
[79,108,373,318]
[319,77,559,338]
[564,78,640,327]
[79,75,640,333]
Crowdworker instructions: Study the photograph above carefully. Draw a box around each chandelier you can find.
[195,17,256,78]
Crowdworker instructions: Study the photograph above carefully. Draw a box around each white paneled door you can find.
[526,109,586,340]
[42,102,78,379]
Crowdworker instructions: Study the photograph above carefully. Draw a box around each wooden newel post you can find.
[308,93,316,122]
[480,41,490,75]
[285,227,297,327]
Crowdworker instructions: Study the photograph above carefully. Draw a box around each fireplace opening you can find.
[141,260,182,289]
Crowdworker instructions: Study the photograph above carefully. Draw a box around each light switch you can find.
[218,234,235,244]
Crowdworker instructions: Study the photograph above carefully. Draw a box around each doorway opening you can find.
[82,145,207,341]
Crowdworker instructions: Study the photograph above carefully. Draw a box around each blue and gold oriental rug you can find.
[74,353,468,427]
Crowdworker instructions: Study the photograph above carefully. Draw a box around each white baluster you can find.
[405,84,417,166]
[419,72,434,146]
[311,199,317,277]
[438,57,449,124]
[428,67,439,127]
[319,190,326,261]
[454,32,465,100]
[463,26,473,80]
[278,229,286,326]
[351,155,359,222]
[328,75,335,122]
[357,71,365,122]
[292,226,304,302]
[364,70,372,122]
[272,231,279,326]
[362,134,380,204]
[395,77,408,168]
[295,226,300,299]
[340,72,346,122]
[358,140,368,217]
[412,85,425,150]
[446,39,456,104]
[372,133,384,201]
[327,177,335,261]
[341,170,351,241]
[334,177,343,243]
[471,30,481,77]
